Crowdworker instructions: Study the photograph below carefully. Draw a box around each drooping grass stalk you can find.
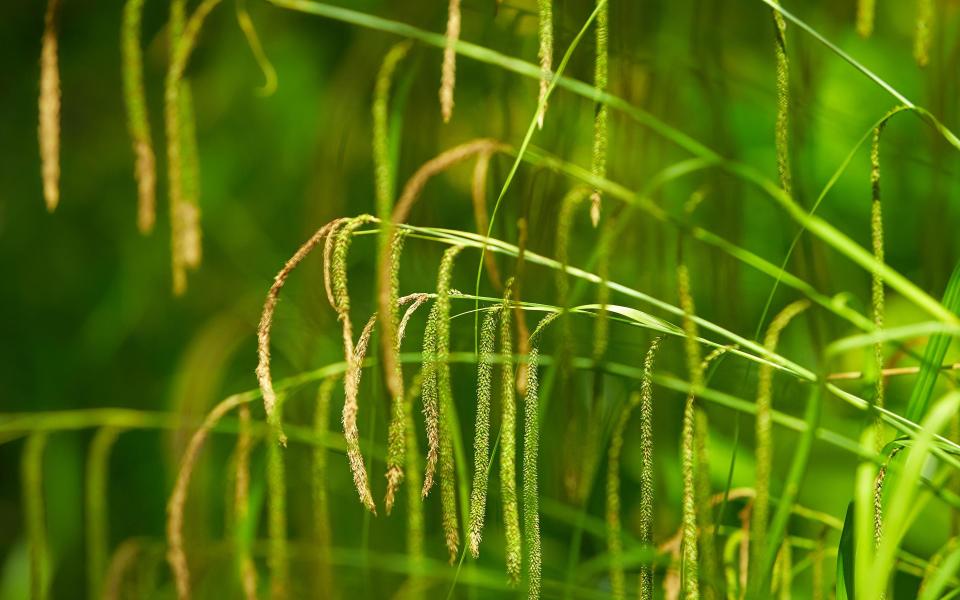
[914,0,932,67]
[522,313,555,600]
[420,304,442,498]
[589,0,609,227]
[770,0,792,197]
[870,121,887,417]
[39,0,61,212]
[258,219,343,445]
[235,0,278,95]
[86,427,122,600]
[749,300,809,595]
[439,0,461,123]
[166,0,222,295]
[343,312,381,514]
[471,150,503,290]
[500,282,523,585]
[435,245,465,563]
[677,263,702,600]
[234,406,258,600]
[23,432,50,600]
[312,377,337,598]
[374,41,412,229]
[377,139,502,435]
[605,338,663,600]
[121,0,157,233]
[536,0,553,128]
[267,399,289,600]
[468,307,499,557]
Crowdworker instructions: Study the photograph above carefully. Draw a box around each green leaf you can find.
[906,261,960,422]
[836,502,856,600]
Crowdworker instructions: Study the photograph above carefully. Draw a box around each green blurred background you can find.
[2,0,960,597]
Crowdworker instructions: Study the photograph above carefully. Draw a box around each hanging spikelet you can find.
[468,307,499,557]
[374,41,412,226]
[499,282,523,585]
[312,377,337,598]
[606,338,663,600]
[165,0,222,295]
[258,219,343,446]
[676,264,702,600]
[638,337,663,600]
[86,427,122,600]
[522,313,556,600]
[771,0,792,196]
[435,246,465,563]
[439,0,461,123]
[870,122,887,415]
[39,0,62,212]
[384,232,413,513]
[856,0,875,38]
[589,0,609,227]
[343,312,381,515]
[23,433,50,600]
[122,0,157,233]
[914,0,932,67]
[750,300,808,593]
[536,0,554,128]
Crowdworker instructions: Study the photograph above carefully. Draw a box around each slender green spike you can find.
[500,281,522,585]
[770,0,792,197]
[914,0,932,67]
[536,0,553,128]
[468,307,499,557]
[121,0,157,233]
[23,433,50,600]
[589,0,609,226]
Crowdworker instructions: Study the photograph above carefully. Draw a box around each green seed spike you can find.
[23,433,50,600]
[638,337,664,600]
[589,0,609,226]
[870,122,887,417]
[677,264,702,600]
[750,300,809,595]
[431,245,465,562]
[384,231,413,514]
[439,0,461,123]
[771,0,792,197]
[536,0,553,128]
[121,0,157,233]
[87,427,122,600]
[523,345,544,600]
[468,307,499,557]
[500,280,522,585]
[606,337,663,600]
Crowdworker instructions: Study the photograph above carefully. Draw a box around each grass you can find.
[10,0,960,598]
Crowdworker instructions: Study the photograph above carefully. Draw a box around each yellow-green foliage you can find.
[87,427,122,600]
[468,307,499,557]
[121,0,156,233]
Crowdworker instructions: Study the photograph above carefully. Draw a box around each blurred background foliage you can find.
[2,0,960,598]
